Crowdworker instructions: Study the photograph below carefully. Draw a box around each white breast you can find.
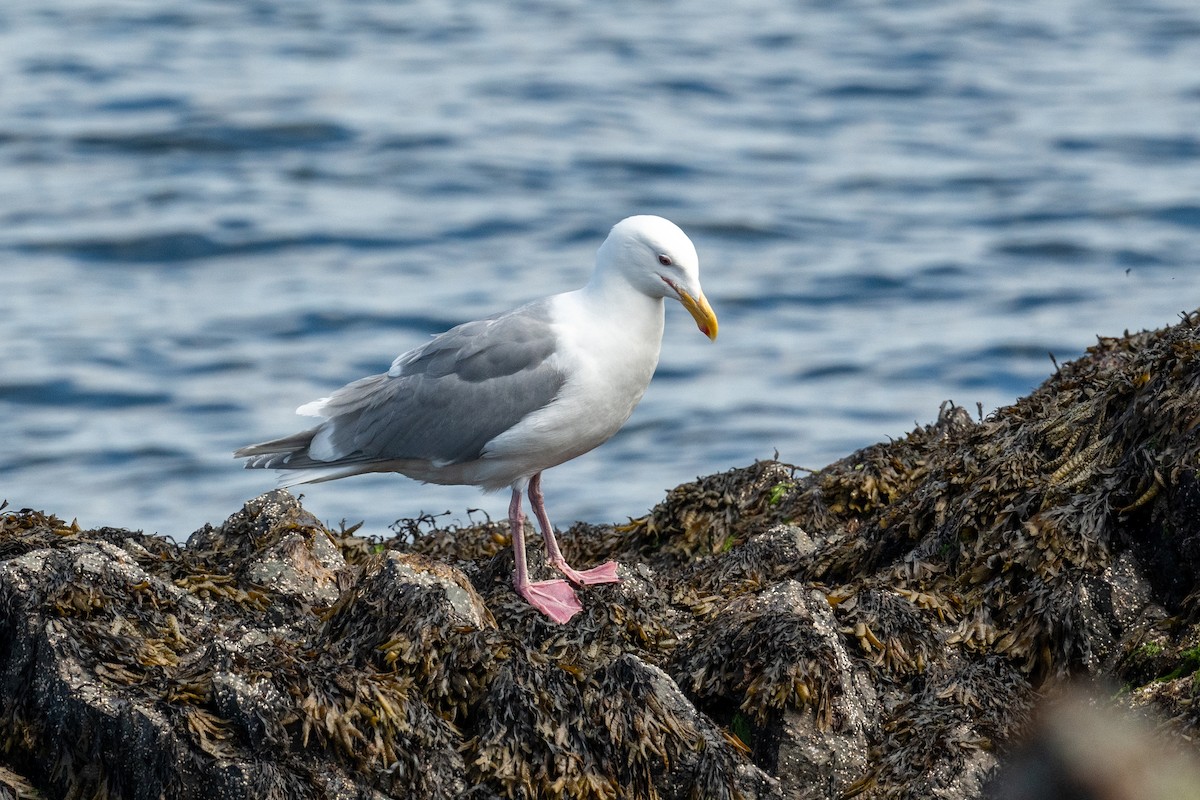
[474,287,666,487]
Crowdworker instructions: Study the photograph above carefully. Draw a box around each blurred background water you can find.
[0,0,1196,539]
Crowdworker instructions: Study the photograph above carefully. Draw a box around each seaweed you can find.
[3,310,1200,798]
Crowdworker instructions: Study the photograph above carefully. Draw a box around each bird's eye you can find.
[657,254,673,266]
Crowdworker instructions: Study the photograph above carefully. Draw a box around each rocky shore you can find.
[3,310,1200,800]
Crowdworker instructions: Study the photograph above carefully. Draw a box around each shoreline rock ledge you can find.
[4,309,1200,800]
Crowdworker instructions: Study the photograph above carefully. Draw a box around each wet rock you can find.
[3,309,1200,798]
[0,539,209,800]
[744,582,877,798]
[620,654,783,800]
[189,489,347,607]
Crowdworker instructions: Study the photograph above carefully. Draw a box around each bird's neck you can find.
[574,271,665,340]
[582,263,658,306]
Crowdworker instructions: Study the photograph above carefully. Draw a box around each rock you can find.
[619,654,783,800]
[188,489,347,607]
[726,580,877,798]
[0,539,210,800]
[2,309,1200,798]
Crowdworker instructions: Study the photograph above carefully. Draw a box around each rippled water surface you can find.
[1,0,1197,538]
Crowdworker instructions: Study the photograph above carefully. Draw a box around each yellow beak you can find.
[677,288,718,341]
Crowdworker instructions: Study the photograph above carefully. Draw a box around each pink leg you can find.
[509,486,581,623]
[528,473,620,586]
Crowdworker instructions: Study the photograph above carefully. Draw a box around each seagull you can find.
[235,215,718,622]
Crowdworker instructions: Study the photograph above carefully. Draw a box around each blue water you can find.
[1,1,1196,539]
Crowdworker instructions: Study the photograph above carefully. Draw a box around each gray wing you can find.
[304,300,566,466]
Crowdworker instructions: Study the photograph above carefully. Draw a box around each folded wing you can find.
[235,301,567,475]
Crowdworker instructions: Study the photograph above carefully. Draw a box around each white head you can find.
[594,215,718,340]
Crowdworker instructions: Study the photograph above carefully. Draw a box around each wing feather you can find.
[238,300,567,472]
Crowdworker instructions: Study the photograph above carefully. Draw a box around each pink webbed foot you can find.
[517,578,583,624]
[553,559,621,586]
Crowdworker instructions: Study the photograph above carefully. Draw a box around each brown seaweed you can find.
[3,310,1200,798]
